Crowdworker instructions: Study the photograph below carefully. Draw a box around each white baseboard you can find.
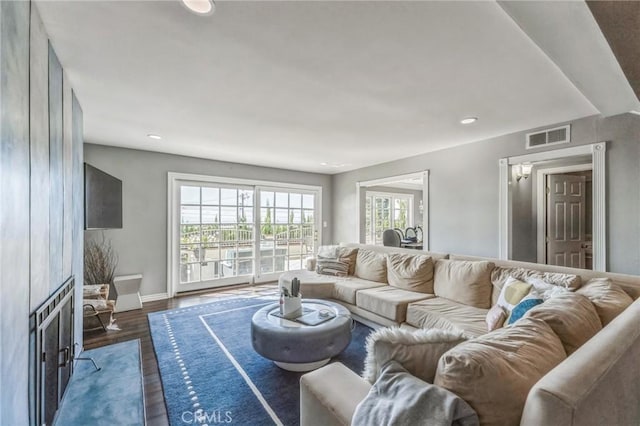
[141,293,169,303]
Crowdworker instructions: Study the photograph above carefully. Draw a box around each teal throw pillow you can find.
[507,298,543,325]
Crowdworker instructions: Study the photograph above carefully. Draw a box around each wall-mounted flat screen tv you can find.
[84,163,123,230]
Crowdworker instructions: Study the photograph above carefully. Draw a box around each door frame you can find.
[498,142,606,271]
[536,163,592,265]
[356,170,429,250]
[167,172,323,297]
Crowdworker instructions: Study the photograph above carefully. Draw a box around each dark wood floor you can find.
[82,284,278,426]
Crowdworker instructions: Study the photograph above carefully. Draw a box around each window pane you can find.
[202,243,220,262]
[275,192,288,207]
[238,225,253,242]
[180,244,200,263]
[181,186,200,204]
[181,205,200,224]
[220,188,236,205]
[201,225,219,243]
[220,224,237,242]
[221,207,236,224]
[238,190,253,206]
[202,206,219,224]
[260,207,273,223]
[303,194,314,209]
[202,187,219,205]
[290,193,302,208]
[260,256,274,273]
[261,191,274,207]
[180,225,200,244]
[180,263,200,283]
[303,209,314,223]
[292,209,302,224]
[275,209,288,224]
[238,207,253,223]
[201,261,218,281]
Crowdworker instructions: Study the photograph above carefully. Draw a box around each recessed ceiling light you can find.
[182,0,215,15]
[147,134,162,140]
[460,117,478,125]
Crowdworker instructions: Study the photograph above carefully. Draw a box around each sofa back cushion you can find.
[386,253,434,294]
[434,260,494,309]
[355,249,387,283]
[490,267,581,305]
[362,327,467,384]
[434,317,566,426]
[524,292,602,355]
[577,278,634,326]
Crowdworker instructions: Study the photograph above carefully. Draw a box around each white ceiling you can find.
[36,1,625,174]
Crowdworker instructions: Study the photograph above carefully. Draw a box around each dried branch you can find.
[84,238,118,285]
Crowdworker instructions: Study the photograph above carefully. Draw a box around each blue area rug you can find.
[55,339,144,426]
[148,296,372,426]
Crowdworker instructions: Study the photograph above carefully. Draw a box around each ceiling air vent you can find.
[526,125,570,149]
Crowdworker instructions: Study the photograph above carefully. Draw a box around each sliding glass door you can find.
[172,176,320,293]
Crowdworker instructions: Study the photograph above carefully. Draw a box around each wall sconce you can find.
[418,199,424,214]
[514,163,533,181]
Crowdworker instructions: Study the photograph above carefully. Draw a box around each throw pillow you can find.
[362,327,467,384]
[525,277,570,300]
[316,257,350,277]
[353,361,479,426]
[386,253,434,294]
[433,260,495,309]
[315,246,358,277]
[490,266,581,305]
[577,278,634,326]
[355,249,387,283]
[485,304,506,331]
[496,276,532,314]
[523,292,602,355]
[434,317,566,426]
[506,292,543,325]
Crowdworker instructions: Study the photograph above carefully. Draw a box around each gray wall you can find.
[0,2,84,424]
[332,113,640,275]
[84,144,333,297]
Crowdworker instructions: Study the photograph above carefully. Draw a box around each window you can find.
[365,191,413,245]
[169,174,321,294]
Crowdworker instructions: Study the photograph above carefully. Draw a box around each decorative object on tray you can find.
[279,277,302,319]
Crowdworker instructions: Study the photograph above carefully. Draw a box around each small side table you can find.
[113,274,143,312]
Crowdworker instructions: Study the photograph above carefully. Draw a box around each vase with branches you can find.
[84,238,118,285]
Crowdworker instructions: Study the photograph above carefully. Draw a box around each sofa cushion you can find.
[355,249,387,283]
[490,266,581,305]
[524,292,602,355]
[353,361,479,426]
[331,278,386,305]
[434,317,567,426]
[406,297,489,337]
[577,278,634,326]
[356,287,433,323]
[386,253,434,294]
[316,257,350,277]
[362,327,467,384]
[433,260,494,309]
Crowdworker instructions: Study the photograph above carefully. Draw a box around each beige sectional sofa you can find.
[292,243,640,426]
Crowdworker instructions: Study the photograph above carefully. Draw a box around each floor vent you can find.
[526,124,570,149]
